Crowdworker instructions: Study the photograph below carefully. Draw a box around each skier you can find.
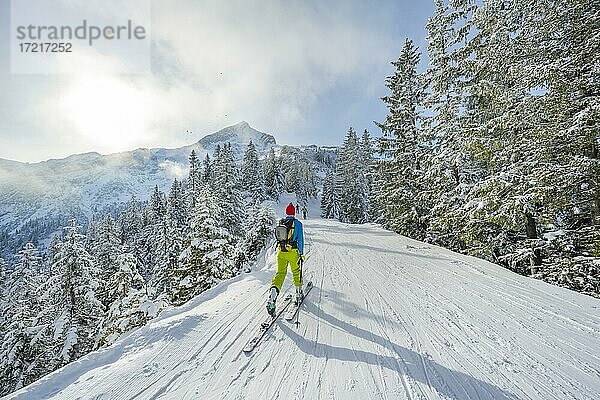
[267,203,305,316]
[301,205,308,219]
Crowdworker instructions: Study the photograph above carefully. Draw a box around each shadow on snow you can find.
[280,288,519,400]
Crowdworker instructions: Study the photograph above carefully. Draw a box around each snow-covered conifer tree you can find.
[296,159,318,204]
[202,153,214,186]
[235,201,275,269]
[121,195,141,246]
[241,140,265,202]
[280,148,299,194]
[360,130,377,221]
[175,186,235,304]
[423,0,478,249]
[150,185,167,224]
[153,179,187,299]
[336,128,370,224]
[46,222,104,368]
[0,243,42,393]
[360,130,374,171]
[188,150,202,208]
[138,185,168,282]
[375,38,427,238]
[214,143,245,237]
[99,251,158,346]
[90,214,122,307]
[193,186,236,282]
[45,233,62,269]
[263,148,284,200]
[320,169,340,219]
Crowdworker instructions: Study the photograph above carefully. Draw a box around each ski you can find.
[284,281,313,321]
[242,293,293,353]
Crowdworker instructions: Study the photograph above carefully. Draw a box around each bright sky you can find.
[0,0,434,163]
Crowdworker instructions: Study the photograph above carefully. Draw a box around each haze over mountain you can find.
[0,122,275,235]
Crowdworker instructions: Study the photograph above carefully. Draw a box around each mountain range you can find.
[0,121,275,243]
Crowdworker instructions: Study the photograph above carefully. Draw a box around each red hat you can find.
[285,203,295,216]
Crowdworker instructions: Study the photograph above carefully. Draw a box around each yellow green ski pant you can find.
[271,249,302,291]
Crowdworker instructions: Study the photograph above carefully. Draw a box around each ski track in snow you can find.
[5,217,600,400]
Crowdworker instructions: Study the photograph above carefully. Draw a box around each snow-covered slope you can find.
[0,121,275,234]
[6,217,600,400]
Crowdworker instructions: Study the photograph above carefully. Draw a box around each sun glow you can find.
[60,76,152,153]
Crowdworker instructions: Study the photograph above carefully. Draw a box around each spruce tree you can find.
[91,215,122,307]
[202,153,214,185]
[295,159,317,206]
[46,222,104,368]
[509,0,600,289]
[336,128,370,224]
[121,195,141,246]
[99,251,156,346]
[154,179,187,300]
[139,185,168,283]
[0,243,42,394]
[235,201,275,269]
[176,186,234,304]
[150,185,167,224]
[376,38,427,238]
[194,186,236,282]
[214,143,245,237]
[360,130,377,221]
[46,234,62,268]
[188,150,202,208]
[423,0,478,249]
[320,169,340,219]
[263,148,284,200]
[280,148,299,194]
[241,140,265,202]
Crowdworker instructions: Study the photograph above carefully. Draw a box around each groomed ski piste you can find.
[5,202,600,400]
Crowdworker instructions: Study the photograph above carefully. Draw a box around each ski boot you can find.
[294,286,304,306]
[266,287,279,317]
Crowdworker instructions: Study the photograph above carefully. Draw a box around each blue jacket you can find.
[285,216,304,255]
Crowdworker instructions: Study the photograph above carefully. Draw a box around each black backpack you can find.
[274,218,296,252]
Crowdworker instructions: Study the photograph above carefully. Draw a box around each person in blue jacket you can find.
[267,203,305,316]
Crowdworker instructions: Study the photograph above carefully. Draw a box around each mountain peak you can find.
[232,121,250,128]
[198,121,276,154]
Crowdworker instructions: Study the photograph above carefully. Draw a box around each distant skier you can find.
[301,205,308,219]
[267,203,305,316]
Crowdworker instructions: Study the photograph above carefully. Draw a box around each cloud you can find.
[1,0,403,162]
[159,159,187,180]
[133,0,399,146]
[148,0,395,128]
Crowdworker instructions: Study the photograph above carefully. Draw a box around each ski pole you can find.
[299,257,303,287]
[295,257,303,328]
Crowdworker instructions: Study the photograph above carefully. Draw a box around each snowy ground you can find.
[5,214,600,399]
